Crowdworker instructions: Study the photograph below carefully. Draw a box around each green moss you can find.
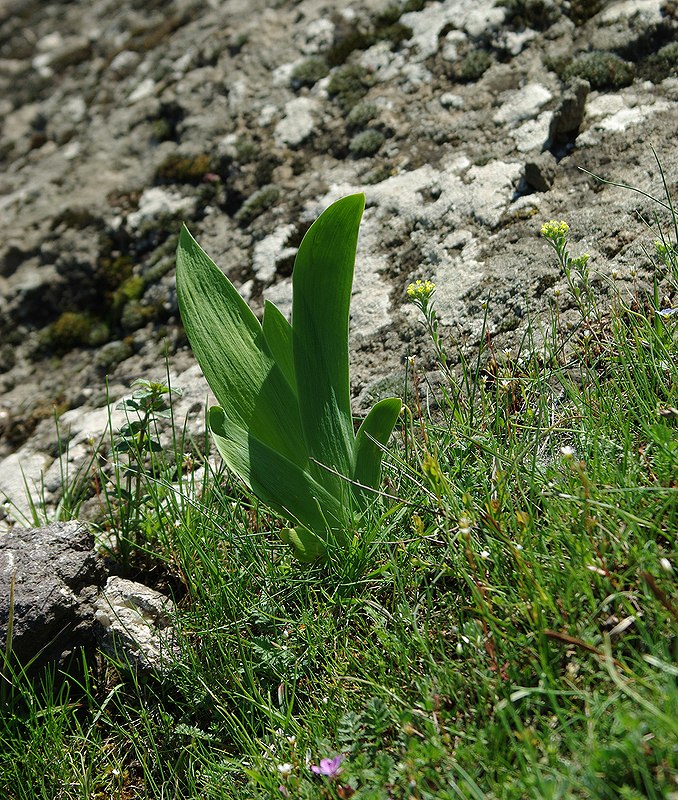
[639,42,678,83]
[327,64,371,112]
[94,339,134,371]
[349,129,386,157]
[373,3,403,28]
[497,0,561,30]
[87,320,111,347]
[234,184,280,227]
[363,164,396,185]
[326,29,375,67]
[51,207,100,230]
[380,22,412,47]
[321,6,413,70]
[98,254,133,290]
[120,300,153,332]
[290,57,329,90]
[566,0,605,25]
[150,118,174,143]
[563,52,635,90]
[234,137,258,164]
[456,49,493,82]
[45,312,93,352]
[112,275,145,312]
[347,101,379,131]
[155,153,212,184]
[254,154,280,188]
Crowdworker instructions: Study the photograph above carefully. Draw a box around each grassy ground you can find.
[1,193,676,798]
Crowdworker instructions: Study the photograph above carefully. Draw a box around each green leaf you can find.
[262,300,296,394]
[292,194,365,485]
[353,397,401,502]
[176,225,307,469]
[208,406,348,549]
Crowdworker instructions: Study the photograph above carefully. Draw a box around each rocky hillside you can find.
[0,0,676,527]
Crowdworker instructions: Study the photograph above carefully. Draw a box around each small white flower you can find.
[561,445,575,459]
[277,763,293,777]
[659,557,673,574]
[480,549,490,559]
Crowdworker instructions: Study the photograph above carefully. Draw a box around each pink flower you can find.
[310,754,344,779]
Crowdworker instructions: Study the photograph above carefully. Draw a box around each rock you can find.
[525,151,558,192]
[126,187,196,230]
[493,83,553,126]
[108,50,142,78]
[549,77,590,145]
[274,97,319,148]
[0,449,52,529]
[440,92,464,109]
[0,521,106,672]
[578,94,671,145]
[588,0,667,54]
[252,224,297,283]
[128,77,157,104]
[95,576,178,673]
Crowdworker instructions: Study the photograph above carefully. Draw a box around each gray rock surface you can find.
[0,521,106,670]
[0,0,677,524]
[95,576,178,673]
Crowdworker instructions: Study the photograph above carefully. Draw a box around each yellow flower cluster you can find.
[406,279,436,301]
[540,220,569,239]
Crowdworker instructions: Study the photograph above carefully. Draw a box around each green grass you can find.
[1,183,677,798]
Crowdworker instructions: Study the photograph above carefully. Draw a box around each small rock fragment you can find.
[95,576,178,673]
[525,152,557,192]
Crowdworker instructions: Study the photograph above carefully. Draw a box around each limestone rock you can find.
[95,576,179,673]
[525,152,558,192]
[0,521,106,671]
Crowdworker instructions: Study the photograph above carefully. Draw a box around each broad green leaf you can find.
[292,194,365,485]
[262,300,295,394]
[176,225,307,468]
[209,407,348,548]
[353,397,401,501]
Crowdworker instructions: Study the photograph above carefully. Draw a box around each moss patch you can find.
[566,0,606,26]
[234,184,280,227]
[498,0,561,31]
[562,52,635,90]
[349,129,386,157]
[327,64,372,112]
[456,49,493,82]
[639,42,678,83]
[290,57,330,90]
[347,101,379,132]
[326,28,375,68]
[42,312,93,353]
[155,153,213,184]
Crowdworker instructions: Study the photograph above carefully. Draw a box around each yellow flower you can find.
[540,220,569,239]
[406,279,436,301]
